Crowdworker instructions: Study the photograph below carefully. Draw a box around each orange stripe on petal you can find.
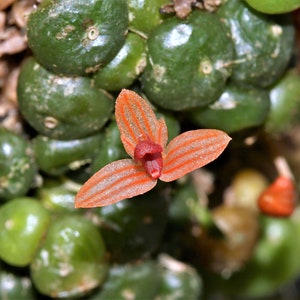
[160,129,231,182]
[157,119,168,149]
[115,89,166,157]
[75,159,157,207]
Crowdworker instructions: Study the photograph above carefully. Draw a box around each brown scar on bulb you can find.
[160,0,222,19]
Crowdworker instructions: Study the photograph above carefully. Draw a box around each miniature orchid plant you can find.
[75,89,231,208]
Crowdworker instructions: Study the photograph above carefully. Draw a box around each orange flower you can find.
[75,89,231,207]
[258,175,296,217]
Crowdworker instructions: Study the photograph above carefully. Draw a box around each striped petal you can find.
[75,159,157,207]
[160,129,231,182]
[157,119,168,148]
[115,89,168,157]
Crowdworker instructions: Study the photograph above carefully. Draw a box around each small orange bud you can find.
[258,176,296,217]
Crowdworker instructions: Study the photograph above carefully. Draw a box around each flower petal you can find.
[157,119,168,149]
[115,89,168,157]
[75,159,157,207]
[258,175,296,217]
[160,129,231,182]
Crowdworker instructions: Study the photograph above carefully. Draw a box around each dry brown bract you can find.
[0,0,36,57]
[0,28,27,57]
[0,0,17,11]
[0,0,36,133]
[160,0,222,19]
